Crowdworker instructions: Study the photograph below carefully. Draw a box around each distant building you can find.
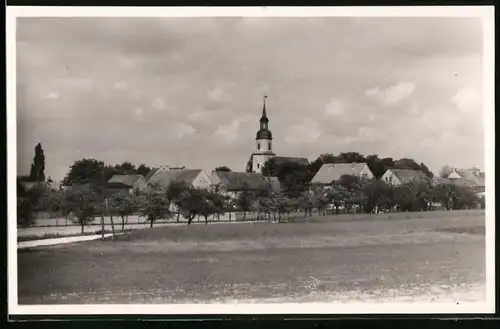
[107,174,147,196]
[311,163,374,186]
[146,167,212,190]
[249,97,309,173]
[381,169,429,186]
[211,171,281,199]
[447,167,485,194]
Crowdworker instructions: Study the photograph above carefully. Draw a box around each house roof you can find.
[311,163,367,184]
[455,170,481,185]
[272,156,309,167]
[147,169,204,187]
[214,171,270,191]
[107,174,144,188]
[390,169,429,184]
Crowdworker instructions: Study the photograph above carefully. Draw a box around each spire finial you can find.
[262,95,268,118]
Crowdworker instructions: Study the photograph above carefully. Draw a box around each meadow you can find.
[17,210,486,304]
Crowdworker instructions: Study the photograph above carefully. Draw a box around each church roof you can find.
[256,129,273,139]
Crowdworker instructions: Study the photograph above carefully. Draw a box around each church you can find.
[248,96,309,174]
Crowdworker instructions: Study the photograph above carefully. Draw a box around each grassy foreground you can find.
[18,210,486,304]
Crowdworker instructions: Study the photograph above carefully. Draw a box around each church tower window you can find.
[269,142,271,150]
[258,143,260,150]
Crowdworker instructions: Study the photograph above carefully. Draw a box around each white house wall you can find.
[381,170,401,186]
[192,170,212,189]
[360,165,375,180]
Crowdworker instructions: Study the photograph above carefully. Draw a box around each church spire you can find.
[262,95,268,119]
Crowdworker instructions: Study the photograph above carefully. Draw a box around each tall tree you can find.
[29,143,45,182]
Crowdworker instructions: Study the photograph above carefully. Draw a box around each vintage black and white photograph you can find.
[8,6,495,315]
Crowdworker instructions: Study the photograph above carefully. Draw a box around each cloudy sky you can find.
[16,17,485,180]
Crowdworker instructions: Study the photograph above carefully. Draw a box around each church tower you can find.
[252,96,276,173]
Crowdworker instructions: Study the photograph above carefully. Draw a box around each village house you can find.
[447,167,485,194]
[145,167,213,190]
[310,163,374,187]
[381,168,429,186]
[106,174,147,196]
[211,171,281,200]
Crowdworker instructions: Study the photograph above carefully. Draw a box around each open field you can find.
[17,210,486,304]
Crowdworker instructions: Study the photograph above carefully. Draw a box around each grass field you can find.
[17,210,486,304]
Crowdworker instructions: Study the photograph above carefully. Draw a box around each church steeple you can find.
[256,95,272,140]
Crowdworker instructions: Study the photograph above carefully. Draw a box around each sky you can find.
[16,17,485,181]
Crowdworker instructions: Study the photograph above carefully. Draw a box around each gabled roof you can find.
[455,170,481,185]
[390,169,429,185]
[107,174,144,188]
[214,171,270,191]
[147,169,204,187]
[272,156,309,167]
[311,163,367,184]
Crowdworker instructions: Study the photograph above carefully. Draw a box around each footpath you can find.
[17,233,119,249]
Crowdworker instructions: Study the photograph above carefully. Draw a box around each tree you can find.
[419,162,434,178]
[214,166,232,172]
[298,190,315,218]
[261,159,312,198]
[365,154,388,179]
[29,143,45,182]
[137,164,153,177]
[114,162,137,175]
[327,183,349,214]
[246,155,253,173]
[361,179,390,213]
[138,192,172,228]
[438,165,454,178]
[62,158,114,187]
[166,181,190,223]
[110,194,139,231]
[313,187,331,216]
[62,187,100,234]
[236,184,255,221]
[179,188,216,225]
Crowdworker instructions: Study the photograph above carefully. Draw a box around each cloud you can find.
[357,126,386,141]
[366,82,415,105]
[133,107,144,117]
[324,98,347,116]
[285,120,322,145]
[451,87,481,113]
[114,81,127,90]
[44,92,59,100]
[214,120,241,143]
[151,97,167,110]
[207,87,231,102]
[174,122,196,139]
